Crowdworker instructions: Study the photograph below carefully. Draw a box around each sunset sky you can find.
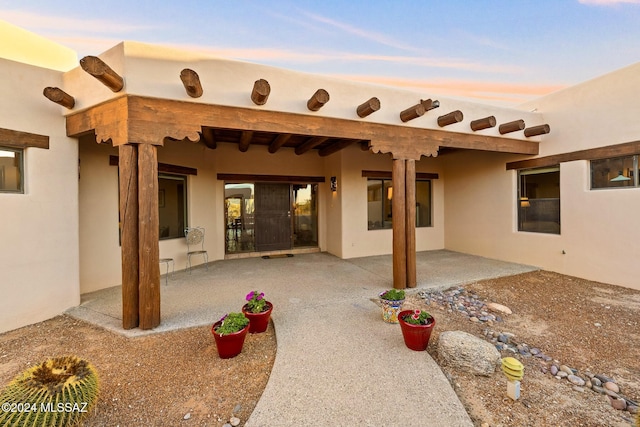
[1,0,639,105]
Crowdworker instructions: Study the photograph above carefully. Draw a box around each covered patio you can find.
[66,250,536,426]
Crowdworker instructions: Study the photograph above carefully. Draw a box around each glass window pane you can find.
[591,156,635,189]
[225,183,255,253]
[367,179,384,229]
[0,148,23,193]
[293,184,318,247]
[416,181,432,227]
[158,174,187,240]
[518,167,560,234]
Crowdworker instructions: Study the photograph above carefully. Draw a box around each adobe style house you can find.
[1,22,638,333]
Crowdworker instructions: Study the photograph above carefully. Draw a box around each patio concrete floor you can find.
[66,250,538,426]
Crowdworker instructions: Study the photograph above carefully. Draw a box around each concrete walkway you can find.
[67,250,537,426]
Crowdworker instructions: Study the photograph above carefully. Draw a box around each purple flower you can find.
[246,291,255,301]
[258,292,265,300]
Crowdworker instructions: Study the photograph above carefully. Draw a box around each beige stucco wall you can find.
[445,63,640,290]
[0,59,80,333]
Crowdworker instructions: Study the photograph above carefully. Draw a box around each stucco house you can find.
[1,21,638,333]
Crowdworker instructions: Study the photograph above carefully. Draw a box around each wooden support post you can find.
[79,56,124,92]
[239,131,253,152]
[524,124,551,137]
[294,136,328,155]
[251,79,271,105]
[356,97,380,118]
[137,143,160,330]
[499,120,526,135]
[43,87,75,109]
[400,103,426,122]
[268,134,292,154]
[405,159,416,288]
[180,69,203,98]
[307,89,330,111]
[392,159,407,289]
[470,116,496,131]
[437,110,464,127]
[119,144,139,329]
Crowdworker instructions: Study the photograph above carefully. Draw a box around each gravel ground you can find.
[1,270,638,427]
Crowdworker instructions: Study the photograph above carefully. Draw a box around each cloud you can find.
[300,11,422,53]
[336,74,565,105]
[578,0,640,5]
[0,9,158,34]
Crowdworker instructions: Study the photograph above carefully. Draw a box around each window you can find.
[158,174,187,240]
[518,166,560,234]
[0,147,23,193]
[367,178,432,230]
[591,155,639,189]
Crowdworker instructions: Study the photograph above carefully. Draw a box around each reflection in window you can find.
[0,148,23,193]
[518,167,560,234]
[367,178,432,230]
[158,174,187,239]
[293,184,318,248]
[591,155,639,189]
[225,183,255,253]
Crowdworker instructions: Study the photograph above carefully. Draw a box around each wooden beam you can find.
[80,56,124,92]
[405,159,416,288]
[138,143,160,330]
[400,103,425,122]
[356,97,380,118]
[251,79,271,105]
[268,134,292,154]
[506,140,640,170]
[362,170,439,180]
[499,119,525,135]
[437,110,464,127]
[420,99,440,111]
[180,69,203,98]
[217,173,325,183]
[0,128,49,149]
[239,131,254,152]
[119,144,139,329]
[318,139,357,157]
[43,87,75,109]
[307,89,330,111]
[66,96,540,157]
[524,124,551,137]
[392,159,407,289]
[200,128,217,149]
[109,155,197,175]
[294,136,328,155]
[470,116,496,131]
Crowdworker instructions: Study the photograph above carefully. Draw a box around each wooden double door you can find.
[254,183,293,252]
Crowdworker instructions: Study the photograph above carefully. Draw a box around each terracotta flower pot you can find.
[379,294,405,324]
[398,310,436,351]
[242,301,273,333]
[211,322,249,359]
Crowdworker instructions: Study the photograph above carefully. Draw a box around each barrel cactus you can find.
[0,356,99,426]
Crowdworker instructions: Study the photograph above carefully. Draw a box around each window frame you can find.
[590,154,639,190]
[0,146,24,193]
[517,166,561,235]
[367,177,432,230]
[158,172,188,240]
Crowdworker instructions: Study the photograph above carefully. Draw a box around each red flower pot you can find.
[398,310,436,351]
[242,302,273,333]
[211,322,249,359]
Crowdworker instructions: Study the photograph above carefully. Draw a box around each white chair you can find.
[185,227,208,274]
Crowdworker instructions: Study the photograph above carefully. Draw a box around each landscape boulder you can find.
[437,330,501,376]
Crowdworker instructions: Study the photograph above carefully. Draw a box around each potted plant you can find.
[398,309,436,351]
[211,312,250,359]
[379,289,406,323]
[242,290,273,333]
